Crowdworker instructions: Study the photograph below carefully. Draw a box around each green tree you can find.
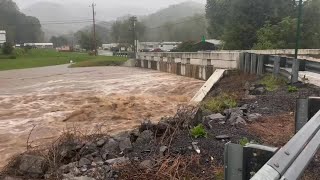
[206,0,231,39]
[1,42,14,55]
[76,31,102,51]
[206,0,295,49]
[110,18,146,43]
[142,14,207,42]
[0,0,44,43]
[50,36,69,48]
[254,17,297,49]
[301,0,320,48]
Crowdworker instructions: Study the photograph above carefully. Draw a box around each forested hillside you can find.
[0,0,43,43]
[206,0,320,50]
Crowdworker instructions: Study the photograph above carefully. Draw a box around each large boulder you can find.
[249,84,267,95]
[203,113,226,129]
[18,154,48,177]
[78,158,91,167]
[105,157,129,165]
[2,176,23,180]
[79,142,98,156]
[139,160,154,169]
[135,130,153,144]
[230,117,247,126]
[119,138,132,152]
[101,138,120,158]
[247,113,262,122]
[59,140,84,159]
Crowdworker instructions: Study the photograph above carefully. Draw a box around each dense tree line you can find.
[111,18,146,43]
[109,14,207,44]
[0,0,44,43]
[142,14,207,42]
[206,0,320,50]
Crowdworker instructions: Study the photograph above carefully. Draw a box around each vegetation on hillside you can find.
[206,0,320,50]
[0,0,43,43]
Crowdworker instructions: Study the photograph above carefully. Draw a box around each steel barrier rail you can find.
[251,110,320,180]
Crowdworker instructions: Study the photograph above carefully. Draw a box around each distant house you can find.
[193,39,223,51]
[24,43,54,49]
[102,43,119,50]
[56,46,72,52]
[0,30,6,46]
[205,39,223,46]
[159,42,181,51]
[138,42,160,51]
[137,41,181,52]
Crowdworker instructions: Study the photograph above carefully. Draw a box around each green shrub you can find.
[0,55,16,59]
[1,42,14,55]
[239,137,249,146]
[215,170,224,180]
[288,85,298,93]
[260,74,287,91]
[202,93,237,113]
[191,124,207,138]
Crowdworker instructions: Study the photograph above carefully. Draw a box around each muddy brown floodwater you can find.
[0,65,204,168]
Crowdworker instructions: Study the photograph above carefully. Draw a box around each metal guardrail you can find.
[251,110,320,180]
[113,52,135,58]
[240,52,320,83]
[225,97,320,180]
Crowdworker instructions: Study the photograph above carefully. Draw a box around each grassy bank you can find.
[0,49,128,71]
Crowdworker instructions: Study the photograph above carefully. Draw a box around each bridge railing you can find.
[239,52,320,83]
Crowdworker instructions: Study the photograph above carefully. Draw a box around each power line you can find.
[97,15,206,31]
[40,19,92,23]
[0,20,93,26]
[146,16,206,30]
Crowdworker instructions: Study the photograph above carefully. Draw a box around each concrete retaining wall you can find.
[135,49,320,80]
[136,52,240,80]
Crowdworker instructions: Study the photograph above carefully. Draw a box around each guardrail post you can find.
[244,53,251,73]
[291,59,300,84]
[299,59,306,71]
[257,55,264,75]
[295,98,309,133]
[239,53,245,72]
[273,56,280,75]
[250,54,257,74]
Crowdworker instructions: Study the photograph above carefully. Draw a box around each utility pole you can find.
[130,16,137,53]
[90,3,97,56]
[295,0,303,59]
[291,0,303,84]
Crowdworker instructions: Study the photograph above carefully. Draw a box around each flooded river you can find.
[0,65,204,168]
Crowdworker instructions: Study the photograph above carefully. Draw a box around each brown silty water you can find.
[0,65,204,168]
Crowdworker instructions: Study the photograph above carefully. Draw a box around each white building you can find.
[102,43,119,50]
[0,30,6,45]
[138,41,181,52]
[205,39,223,46]
[138,42,160,51]
[159,42,181,51]
[24,43,54,49]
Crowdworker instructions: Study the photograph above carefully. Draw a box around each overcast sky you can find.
[14,0,206,11]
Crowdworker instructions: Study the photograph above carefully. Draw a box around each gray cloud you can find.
[14,0,206,11]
